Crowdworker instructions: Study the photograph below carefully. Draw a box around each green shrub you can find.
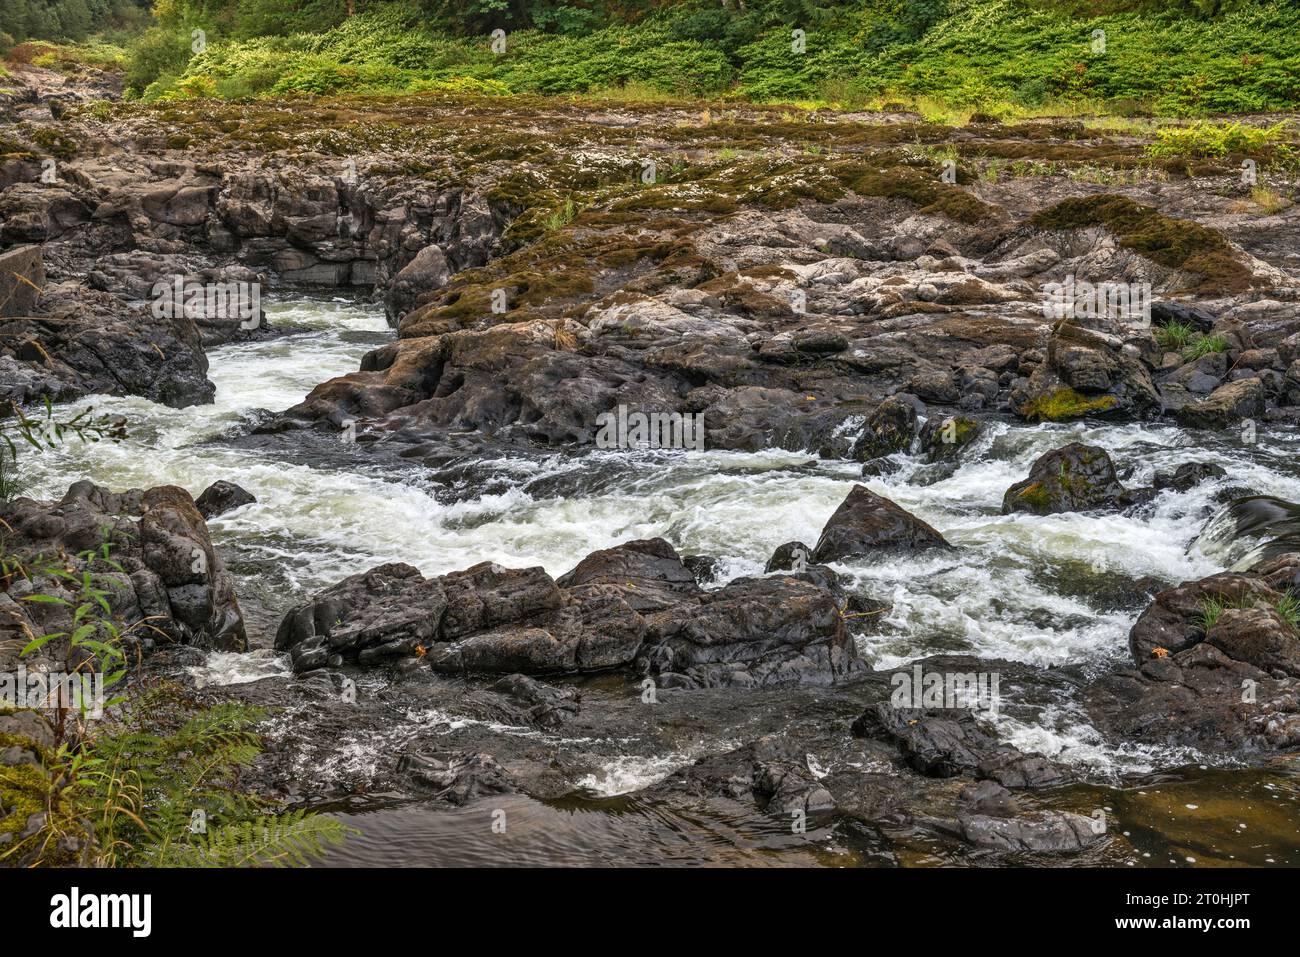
[124,1,1300,113]
[124,25,193,98]
[1147,120,1291,159]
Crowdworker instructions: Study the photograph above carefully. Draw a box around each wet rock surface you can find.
[1002,442,1135,516]
[274,537,863,689]
[6,77,1300,866]
[0,481,247,665]
[812,484,950,563]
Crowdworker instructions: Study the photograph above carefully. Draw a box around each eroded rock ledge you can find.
[275,537,864,689]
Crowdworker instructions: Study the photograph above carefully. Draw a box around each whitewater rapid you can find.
[24,296,1300,679]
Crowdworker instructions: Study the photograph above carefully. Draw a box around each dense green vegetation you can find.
[87,0,1299,116]
[5,1,1299,114]
[0,0,149,48]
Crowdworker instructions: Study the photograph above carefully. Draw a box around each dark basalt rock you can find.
[1152,461,1227,493]
[1152,300,1216,334]
[641,736,834,815]
[1002,442,1132,516]
[277,538,862,687]
[485,674,580,729]
[918,414,982,463]
[681,554,722,586]
[765,540,813,573]
[1012,321,1160,423]
[1127,571,1282,662]
[852,703,1070,787]
[637,573,864,689]
[0,482,247,664]
[1083,554,1300,754]
[1,278,214,408]
[1206,606,1300,677]
[194,480,257,519]
[927,810,1105,853]
[851,394,921,462]
[556,537,701,613]
[811,485,950,563]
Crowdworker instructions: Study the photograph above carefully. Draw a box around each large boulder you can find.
[276,538,862,687]
[1002,442,1132,516]
[1127,571,1282,662]
[1084,556,1300,755]
[636,572,864,688]
[1172,377,1266,429]
[0,482,247,669]
[0,281,213,408]
[1012,322,1159,423]
[811,485,950,563]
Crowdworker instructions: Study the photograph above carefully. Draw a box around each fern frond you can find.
[164,810,354,868]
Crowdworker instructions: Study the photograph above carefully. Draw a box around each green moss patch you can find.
[1030,194,1253,293]
[1020,387,1119,422]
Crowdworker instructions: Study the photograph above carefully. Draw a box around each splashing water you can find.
[23,296,1300,677]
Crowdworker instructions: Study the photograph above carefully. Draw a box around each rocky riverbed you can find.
[2,62,1299,866]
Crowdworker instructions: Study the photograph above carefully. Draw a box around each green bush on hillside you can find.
[118,0,1300,115]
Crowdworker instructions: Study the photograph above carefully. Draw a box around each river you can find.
[22,295,1300,866]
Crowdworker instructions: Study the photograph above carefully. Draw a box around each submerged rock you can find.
[641,736,834,816]
[396,749,516,805]
[852,703,1070,787]
[1152,461,1227,493]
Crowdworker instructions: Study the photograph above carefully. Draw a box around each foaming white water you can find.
[21,296,1300,675]
[576,753,695,796]
[989,709,1209,778]
[187,649,291,688]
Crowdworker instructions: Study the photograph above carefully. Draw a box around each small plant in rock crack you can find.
[1154,320,1197,352]
[1181,333,1230,362]
[1199,594,1300,634]
[0,397,126,503]
[541,198,577,232]
[18,540,148,720]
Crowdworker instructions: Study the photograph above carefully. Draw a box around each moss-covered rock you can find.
[919,415,982,462]
[851,394,921,462]
[1031,195,1253,294]
[0,709,94,867]
[1002,442,1133,516]
[1018,387,1119,422]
